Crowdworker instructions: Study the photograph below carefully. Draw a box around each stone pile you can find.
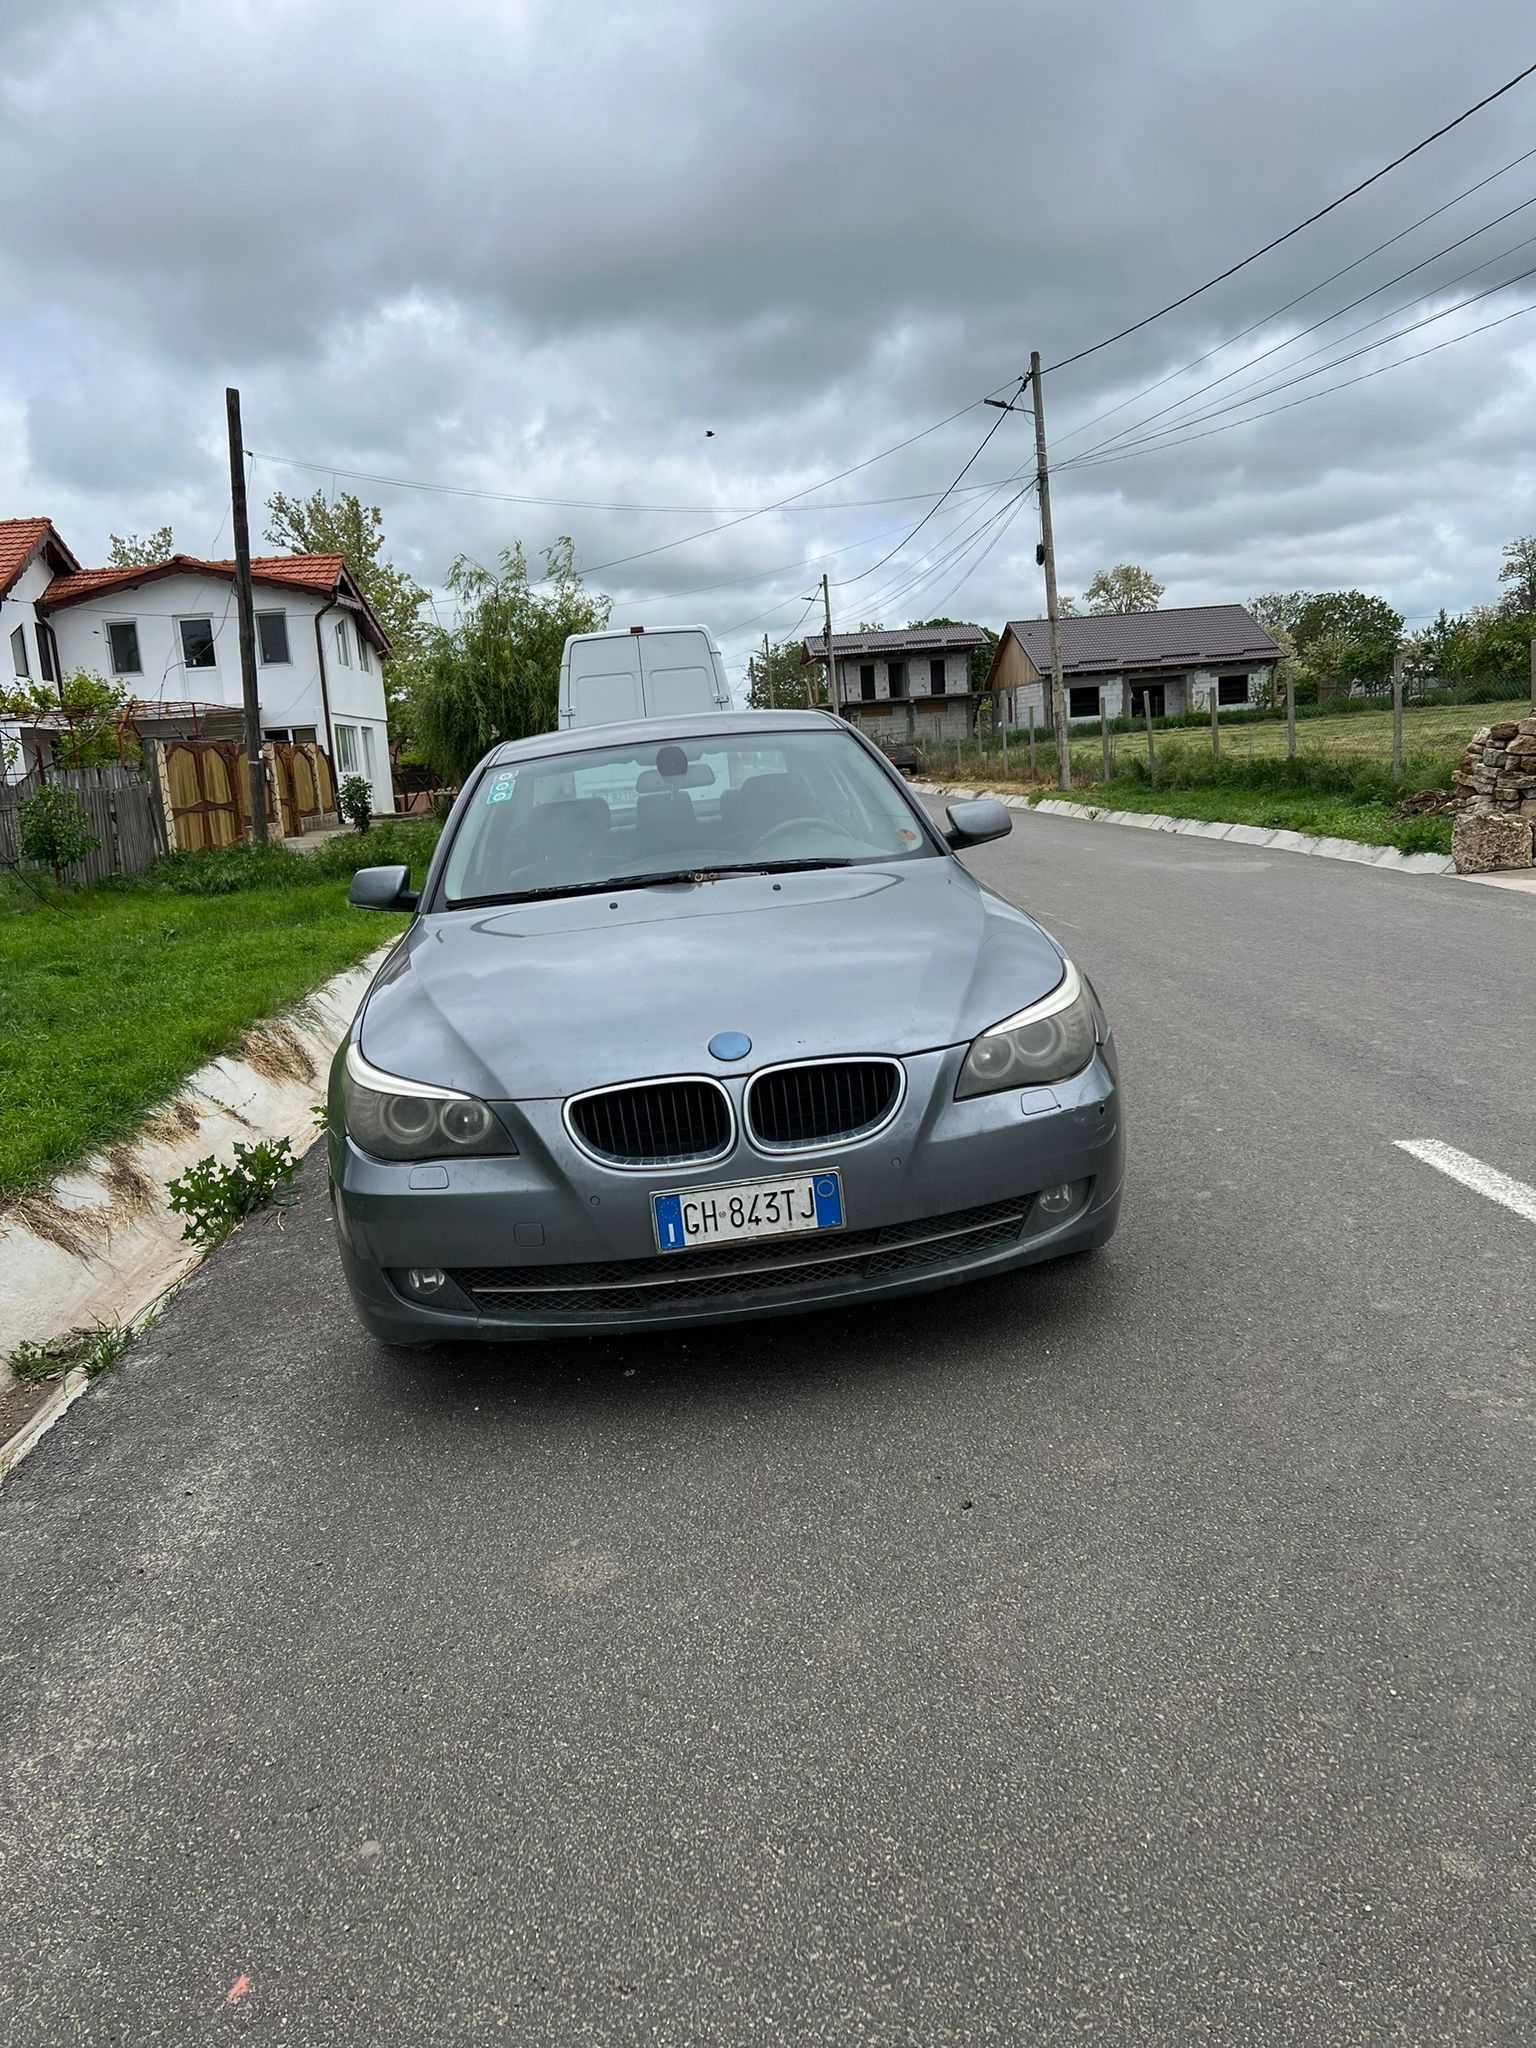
[1451,716,1536,873]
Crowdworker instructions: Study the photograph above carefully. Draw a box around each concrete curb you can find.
[0,1368,90,1485]
[911,783,1455,876]
[0,942,393,1380]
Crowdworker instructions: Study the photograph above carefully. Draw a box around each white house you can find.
[2,518,393,811]
[985,605,1282,727]
[801,625,988,746]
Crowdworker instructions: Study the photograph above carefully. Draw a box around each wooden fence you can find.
[0,761,165,885]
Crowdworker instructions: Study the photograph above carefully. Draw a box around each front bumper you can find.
[330,1043,1123,1345]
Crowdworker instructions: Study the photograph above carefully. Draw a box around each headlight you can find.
[955,959,1098,1099]
[341,1042,517,1162]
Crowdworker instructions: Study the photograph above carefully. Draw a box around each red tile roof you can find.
[31,546,390,656]
[39,551,349,608]
[0,517,78,598]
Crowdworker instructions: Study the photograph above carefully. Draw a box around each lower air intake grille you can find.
[451,1197,1032,1319]
[747,1059,902,1149]
[567,1078,732,1167]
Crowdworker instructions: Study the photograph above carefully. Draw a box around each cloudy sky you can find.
[2,0,1534,686]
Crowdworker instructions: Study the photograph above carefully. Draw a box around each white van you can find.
[558,625,732,729]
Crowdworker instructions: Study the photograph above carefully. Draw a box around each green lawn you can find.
[0,824,437,1202]
[1030,779,1453,855]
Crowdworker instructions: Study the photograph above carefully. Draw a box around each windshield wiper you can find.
[449,858,857,910]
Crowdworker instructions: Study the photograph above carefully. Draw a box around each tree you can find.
[1248,591,1311,643]
[1497,536,1536,616]
[1083,563,1163,614]
[1440,605,1536,694]
[107,527,174,567]
[411,537,610,784]
[265,489,429,745]
[747,638,810,709]
[18,785,98,885]
[0,670,137,770]
[1293,590,1402,691]
[909,617,998,695]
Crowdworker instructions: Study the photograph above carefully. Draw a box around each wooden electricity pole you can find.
[763,632,772,708]
[820,573,835,710]
[1029,352,1070,790]
[225,387,268,843]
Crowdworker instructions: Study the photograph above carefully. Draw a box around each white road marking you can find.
[1394,1140,1536,1227]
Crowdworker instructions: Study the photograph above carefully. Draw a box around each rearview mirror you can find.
[944,798,1012,850]
[349,864,419,912]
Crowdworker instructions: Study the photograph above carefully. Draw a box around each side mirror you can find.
[945,797,1012,849]
[349,864,419,912]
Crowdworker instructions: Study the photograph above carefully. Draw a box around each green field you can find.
[0,824,438,1202]
[947,697,1517,787]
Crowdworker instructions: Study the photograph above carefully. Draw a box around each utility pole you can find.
[224,387,268,844]
[821,572,835,711]
[1029,352,1070,790]
[1391,648,1405,777]
[763,631,771,709]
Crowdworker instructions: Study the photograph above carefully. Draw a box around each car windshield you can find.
[440,727,938,907]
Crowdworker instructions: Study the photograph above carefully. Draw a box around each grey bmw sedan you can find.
[329,710,1122,1346]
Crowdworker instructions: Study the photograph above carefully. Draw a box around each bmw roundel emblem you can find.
[708,1030,752,1061]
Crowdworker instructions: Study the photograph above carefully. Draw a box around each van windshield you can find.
[441,728,938,907]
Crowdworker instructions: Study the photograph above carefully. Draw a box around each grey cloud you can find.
[2,0,1534,670]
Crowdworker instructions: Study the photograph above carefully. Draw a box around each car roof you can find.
[486,709,844,766]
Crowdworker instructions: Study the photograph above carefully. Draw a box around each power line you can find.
[1068,188,1536,462]
[248,446,1028,519]
[1041,58,1536,375]
[1049,138,1536,454]
[1062,257,1536,462]
[831,378,1026,589]
[1054,293,1536,473]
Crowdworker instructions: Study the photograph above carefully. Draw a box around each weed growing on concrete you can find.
[8,1322,132,1382]
[166,1138,297,1247]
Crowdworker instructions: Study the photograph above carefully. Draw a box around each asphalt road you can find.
[4,812,1535,2047]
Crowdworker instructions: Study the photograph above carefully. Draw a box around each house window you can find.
[106,621,143,676]
[888,660,907,700]
[37,622,57,684]
[1068,684,1100,720]
[360,726,376,777]
[293,726,317,746]
[257,611,291,665]
[178,617,216,669]
[335,619,352,667]
[357,630,372,673]
[859,663,876,702]
[1217,673,1249,708]
[10,624,29,678]
[1129,683,1165,720]
[929,658,947,696]
[334,722,360,773]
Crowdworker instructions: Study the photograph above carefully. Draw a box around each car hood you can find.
[357,860,1067,1100]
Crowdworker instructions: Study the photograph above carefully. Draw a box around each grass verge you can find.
[0,820,440,1202]
[1028,778,1453,854]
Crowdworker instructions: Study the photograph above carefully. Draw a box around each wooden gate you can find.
[268,742,337,838]
[159,739,272,850]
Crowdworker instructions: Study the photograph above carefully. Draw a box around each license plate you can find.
[652,1170,845,1253]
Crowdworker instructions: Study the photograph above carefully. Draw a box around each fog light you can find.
[1037,1181,1088,1218]
[404,1267,446,1296]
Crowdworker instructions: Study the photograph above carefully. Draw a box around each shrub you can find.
[166,1137,297,1247]
[124,819,441,897]
[17,785,99,883]
[339,772,373,832]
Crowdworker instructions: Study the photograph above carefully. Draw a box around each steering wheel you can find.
[750,816,844,856]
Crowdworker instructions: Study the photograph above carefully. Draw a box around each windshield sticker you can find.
[485,774,515,806]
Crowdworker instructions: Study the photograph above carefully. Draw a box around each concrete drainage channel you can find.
[911,783,1457,876]
[0,944,392,1483]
